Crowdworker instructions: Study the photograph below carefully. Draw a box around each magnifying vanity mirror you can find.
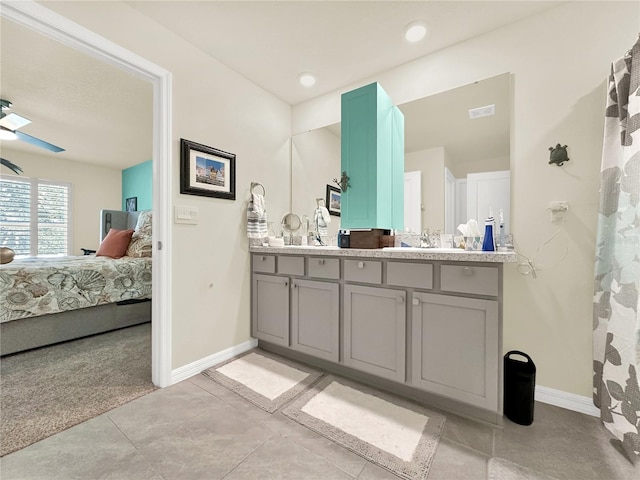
[281,212,302,244]
[291,72,511,236]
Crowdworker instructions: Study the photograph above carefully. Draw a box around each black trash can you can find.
[504,351,536,425]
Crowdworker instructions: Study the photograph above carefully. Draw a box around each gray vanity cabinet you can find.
[291,278,339,362]
[343,284,406,382]
[411,292,499,411]
[252,274,290,346]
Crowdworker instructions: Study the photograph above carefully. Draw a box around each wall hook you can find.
[333,171,350,192]
[548,144,569,166]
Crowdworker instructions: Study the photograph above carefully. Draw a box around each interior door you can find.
[467,171,510,232]
[404,171,421,233]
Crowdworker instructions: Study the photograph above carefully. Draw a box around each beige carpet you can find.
[282,375,446,480]
[202,349,324,413]
[0,323,156,457]
[488,457,560,480]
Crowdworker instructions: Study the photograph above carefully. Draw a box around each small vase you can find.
[0,247,15,264]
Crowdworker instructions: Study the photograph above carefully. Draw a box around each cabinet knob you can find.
[463,266,474,276]
[358,261,365,269]
[261,256,266,261]
[292,283,297,289]
[412,298,420,306]
[284,281,288,287]
[319,259,325,265]
[397,296,405,304]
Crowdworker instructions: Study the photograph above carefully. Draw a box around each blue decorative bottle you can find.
[482,214,495,252]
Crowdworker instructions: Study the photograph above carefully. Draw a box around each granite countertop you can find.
[249,245,517,263]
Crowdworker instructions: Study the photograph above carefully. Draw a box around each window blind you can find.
[0,175,71,257]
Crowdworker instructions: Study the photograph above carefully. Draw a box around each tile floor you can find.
[1,362,638,480]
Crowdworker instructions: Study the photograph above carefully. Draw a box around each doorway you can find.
[1,1,172,386]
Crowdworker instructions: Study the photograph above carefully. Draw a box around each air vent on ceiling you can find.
[468,104,495,119]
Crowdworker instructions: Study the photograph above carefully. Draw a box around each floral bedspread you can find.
[0,255,152,323]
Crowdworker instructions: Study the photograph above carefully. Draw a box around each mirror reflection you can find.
[291,72,511,236]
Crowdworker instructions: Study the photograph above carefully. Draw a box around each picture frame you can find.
[326,184,341,216]
[180,138,236,200]
[125,197,137,212]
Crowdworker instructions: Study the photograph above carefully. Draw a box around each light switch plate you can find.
[174,205,198,225]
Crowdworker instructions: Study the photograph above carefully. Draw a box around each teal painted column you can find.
[122,160,152,211]
[341,82,403,230]
[391,105,404,231]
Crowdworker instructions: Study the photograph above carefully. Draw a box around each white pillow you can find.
[125,210,152,257]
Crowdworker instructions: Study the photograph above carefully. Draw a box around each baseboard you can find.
[170,338,258,384]
[170,342,600,418]
[535,385,600,417]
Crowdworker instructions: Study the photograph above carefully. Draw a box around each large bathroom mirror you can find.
[291,72,511,235]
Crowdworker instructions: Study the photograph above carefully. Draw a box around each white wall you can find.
[292,1,640,397]
[0,146,121,253]
[43,1,292,369]
[405,147,445,232]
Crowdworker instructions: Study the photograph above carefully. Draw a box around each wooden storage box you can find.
[379,235,395,248]
[349,229,385,249]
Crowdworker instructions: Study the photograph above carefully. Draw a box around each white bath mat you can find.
[282,375,446,480]
[202,349,323,413]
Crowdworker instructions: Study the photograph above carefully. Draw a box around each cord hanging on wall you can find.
[548,144,569,166]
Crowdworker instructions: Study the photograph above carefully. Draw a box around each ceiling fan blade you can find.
[1,157,23,175]
[15,130,65,153]
[0,112,31,131]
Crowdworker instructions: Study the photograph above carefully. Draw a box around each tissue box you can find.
[464,236,483,251]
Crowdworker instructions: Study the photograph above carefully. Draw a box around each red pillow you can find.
[96,228,135,258]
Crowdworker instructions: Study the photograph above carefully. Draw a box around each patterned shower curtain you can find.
[593,36,640,459]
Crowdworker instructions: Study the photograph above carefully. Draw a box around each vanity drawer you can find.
[440,265,499,297]
[344,260,382,284]
[307,257,340,279]
[387,262,433,289]
[252,254,276,274]
[278,256,304,276]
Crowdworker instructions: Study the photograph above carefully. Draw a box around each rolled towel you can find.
[247,193,267,238]
[320,206,331,224]
[314,207,328,237]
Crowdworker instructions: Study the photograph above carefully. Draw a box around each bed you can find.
[0,209,153,356]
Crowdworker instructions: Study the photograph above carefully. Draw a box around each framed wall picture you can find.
[326,184,341,216]
[125,197,137,212]
[180,138,236,200]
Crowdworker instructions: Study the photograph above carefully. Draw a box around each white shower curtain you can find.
[593,36,640,459]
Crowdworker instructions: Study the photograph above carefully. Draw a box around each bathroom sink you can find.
[381,247,464,253]
[274,245,340,249]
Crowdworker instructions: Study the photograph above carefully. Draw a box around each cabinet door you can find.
[291,279,339,362]
[343,284,406,382]
[412,292,499,411]
[252,274,289,346]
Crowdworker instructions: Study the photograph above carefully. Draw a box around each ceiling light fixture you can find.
[404,21,428,43]
[298,72,316,88]
[0,127,17,141]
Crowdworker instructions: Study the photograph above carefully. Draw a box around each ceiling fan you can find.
[0,99,65,153]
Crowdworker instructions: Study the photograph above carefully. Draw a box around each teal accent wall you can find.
[122,160,152,211]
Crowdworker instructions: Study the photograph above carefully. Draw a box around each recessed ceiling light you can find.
[404,21,428,43]
[298,73,316,88]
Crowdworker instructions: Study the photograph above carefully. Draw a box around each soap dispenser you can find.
[482,210,495,252]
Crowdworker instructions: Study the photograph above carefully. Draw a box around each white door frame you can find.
[2,0,173,387]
